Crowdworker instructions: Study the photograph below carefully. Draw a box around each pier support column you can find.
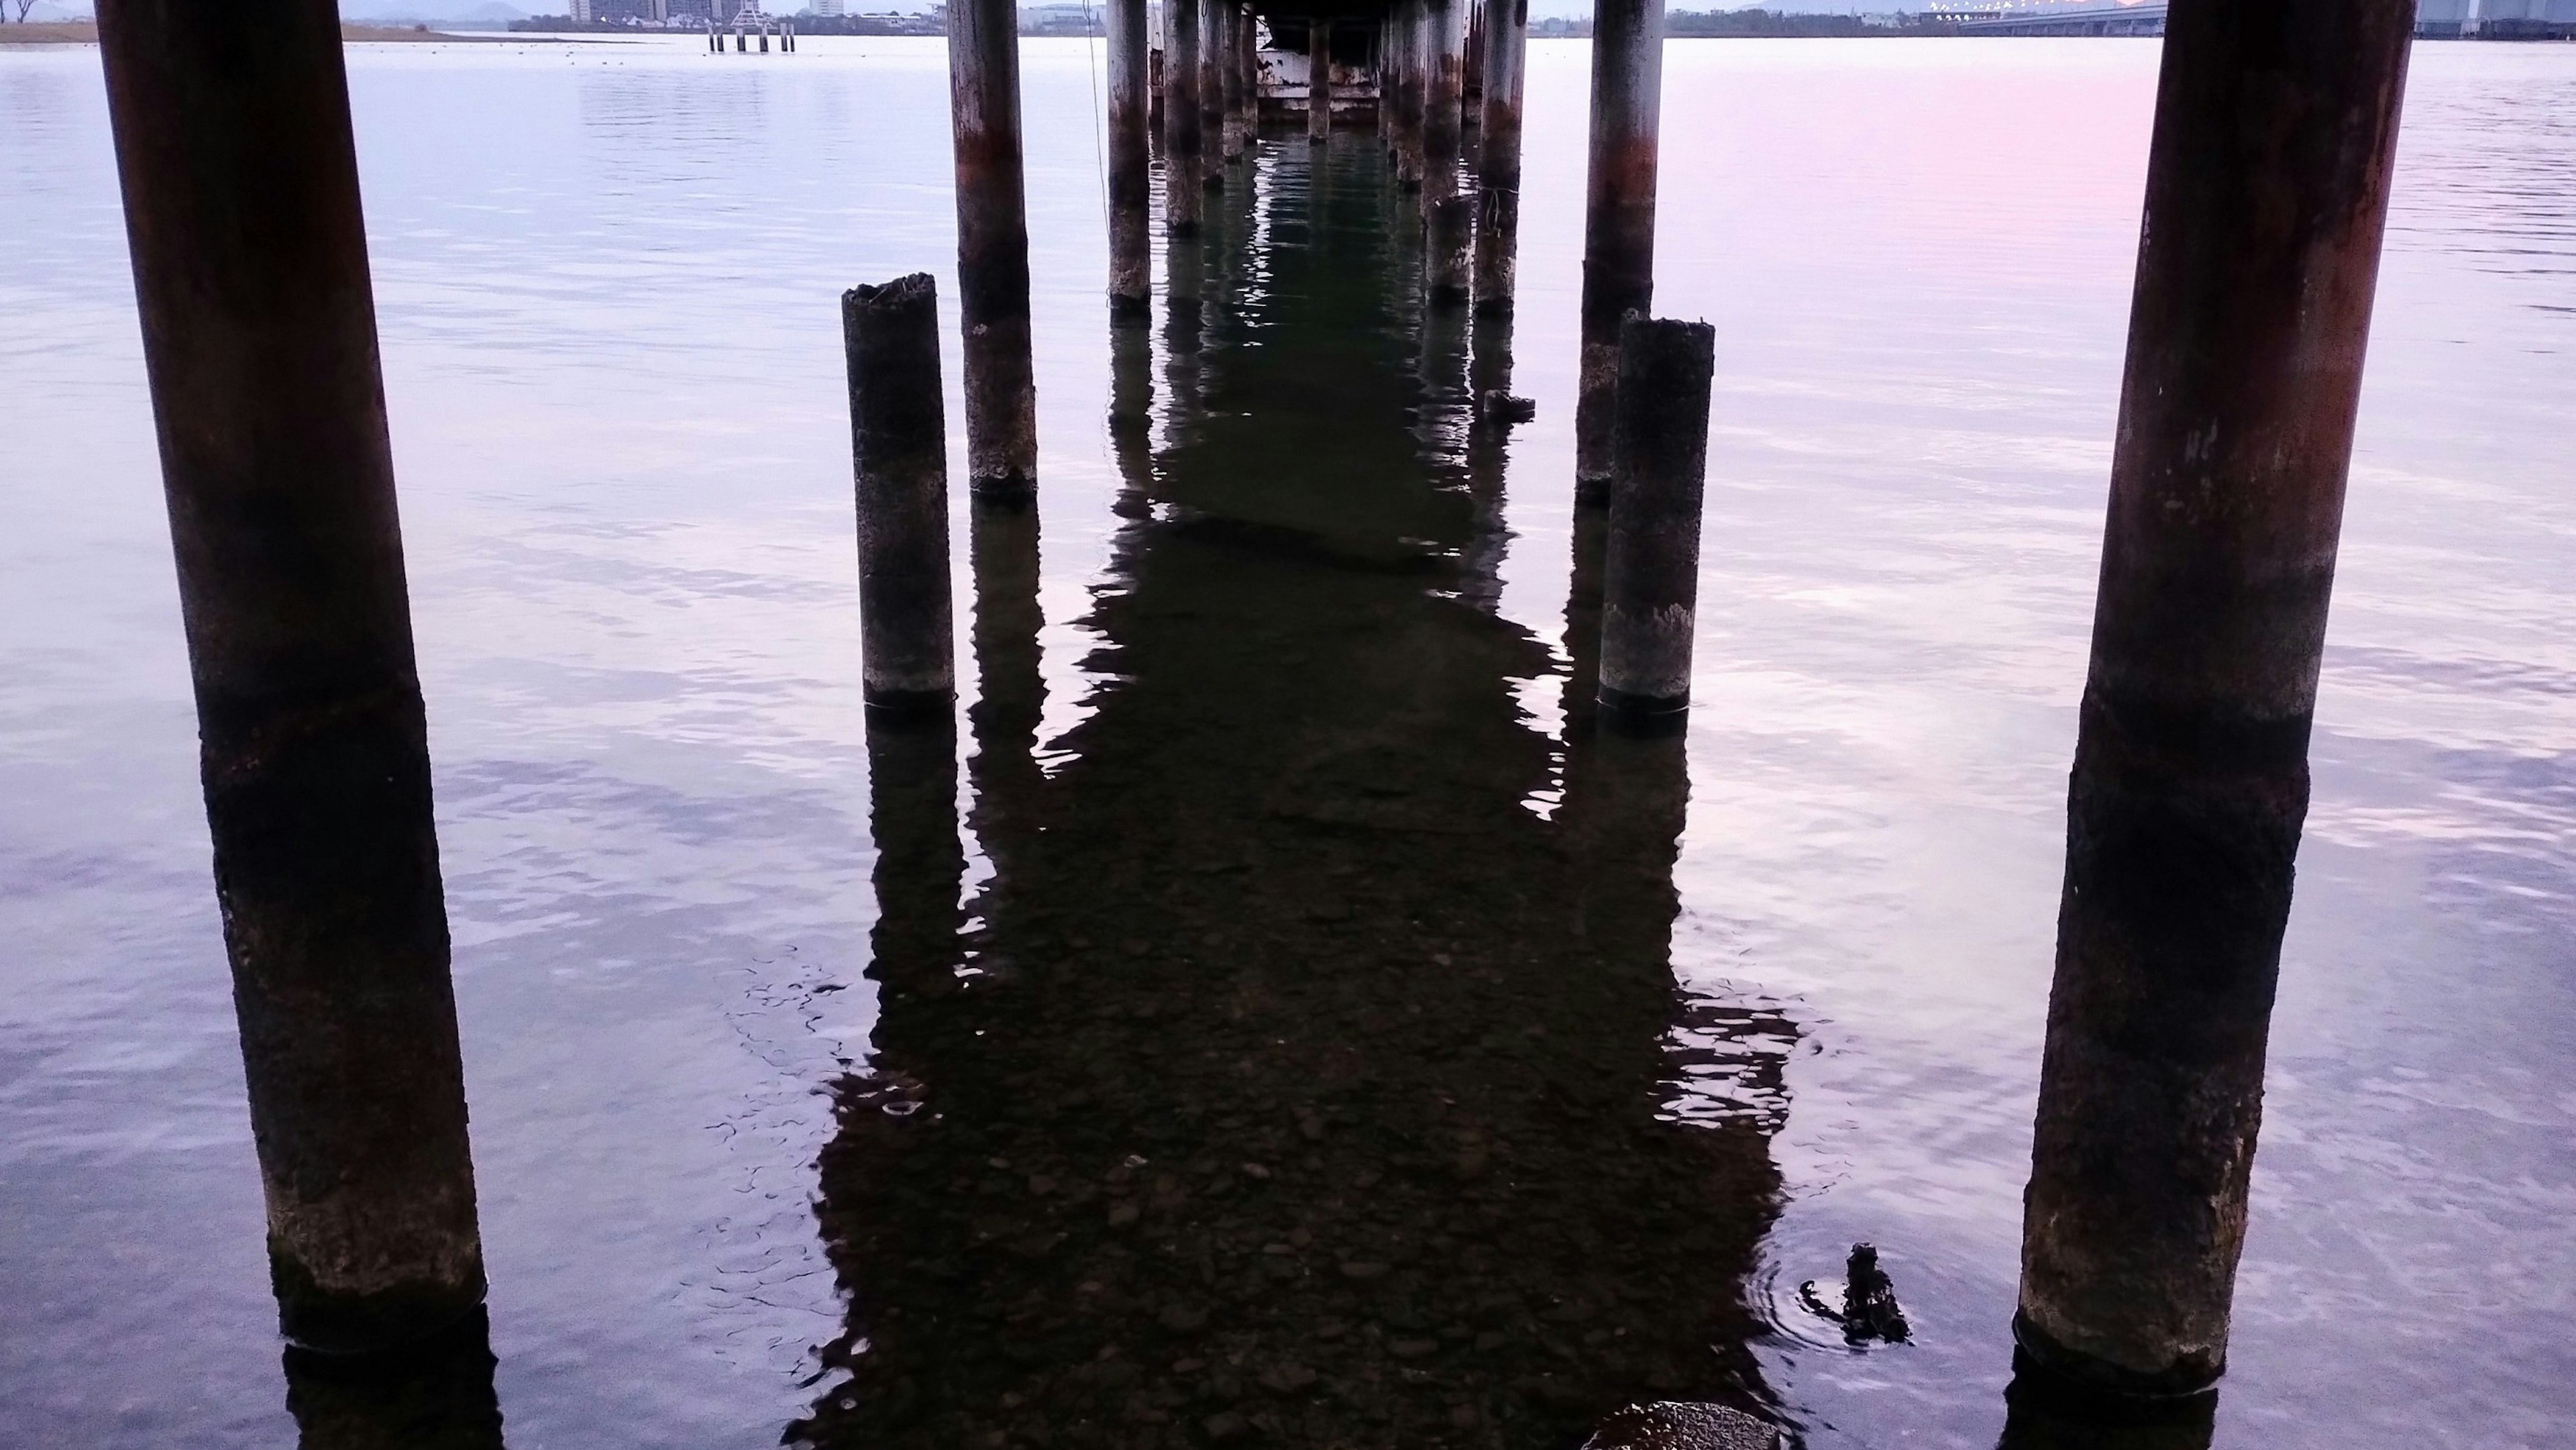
[1239,7,1260,150]
[1219,0,1247,162]
[1397,0,1428,189]
[1472,0,1526,313]
[1375,19,1392,147]
[2016,0,2416,1399]
[96,0,484,1354]
[947,0,1039,497]
[1165,0,1203,232]
[1423,0,1470,302]
[1108,0,1152,316]
[1308,21,1332,143]
[843,276,959,715]
[1597,318,1713,729]
[1573,0,1664,501]
[1200,0,1229,185]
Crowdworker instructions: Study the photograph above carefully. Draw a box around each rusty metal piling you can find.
[1423,0,1470,302]
[1220,0,1248,163]
[1472,0,1526,313]
[1165,0,1203,231]
[1574,0,1665,501]
[947,0,1039,496]
[1200,0,1230,185]
[95,0,485,1354]
[1307,21,1332,142]
[1108,0,1152,316]
[2016,0,2418,1401]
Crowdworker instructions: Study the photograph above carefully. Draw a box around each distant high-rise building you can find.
[810,0,847,14]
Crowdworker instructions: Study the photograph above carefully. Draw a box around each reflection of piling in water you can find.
[1599,319,1714,728]
[860,710,966,1009]
[1108,307,1158,497]
[969,498,1047,884]
[1107,0,1152,317]
[1163,234,1207,430]
[2017,0,2416,1400]
[948,0,1040,497]
[1307,20,1332,142]
[282,1307,506,1450]
[843,276,958,715]
[1462,305,1517,613]
[95,0,485,1354]
[1995,1353,2216,1450]
[1422,0,1470,303]
[1163,0,1203,232]
[1472,0,1527,314]
[1574,0,1666,500]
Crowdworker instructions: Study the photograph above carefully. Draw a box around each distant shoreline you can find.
[0,21,551,45]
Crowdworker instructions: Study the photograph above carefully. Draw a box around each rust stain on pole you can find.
[1108,0,1151,315]
[2017,0,2418,1400]
[94,0,484,1354]
[949,0,1039,497]
[1472,0,1526,314]
[1574,0,1664,501]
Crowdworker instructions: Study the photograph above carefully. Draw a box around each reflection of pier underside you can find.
[798,142,1798,1449]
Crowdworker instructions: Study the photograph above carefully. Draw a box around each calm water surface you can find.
[1,32,2571,1450]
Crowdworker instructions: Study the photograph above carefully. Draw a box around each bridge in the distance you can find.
[1933,2,2169,35]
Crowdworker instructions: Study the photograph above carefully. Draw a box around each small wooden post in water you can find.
[842,276,958,715]
[947,0,1039,497]
[2017,0,2417,1400]
[1422,0,1470,302]
[1307,20,1332,143]
[1165,0,1203,231]
[1108,0,1152,316]
[1597,317,1715,730]
[95,0,484,1354]
[1574,0,1665,501]
[1472,0,1527,313]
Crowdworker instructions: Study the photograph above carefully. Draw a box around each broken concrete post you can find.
[1597,317,1714,729]
[842,275,959,715]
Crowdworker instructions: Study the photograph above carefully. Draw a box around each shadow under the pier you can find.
[792,136,1797,1450]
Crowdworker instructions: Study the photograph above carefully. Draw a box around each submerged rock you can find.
[1581,1400,1780,1450]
